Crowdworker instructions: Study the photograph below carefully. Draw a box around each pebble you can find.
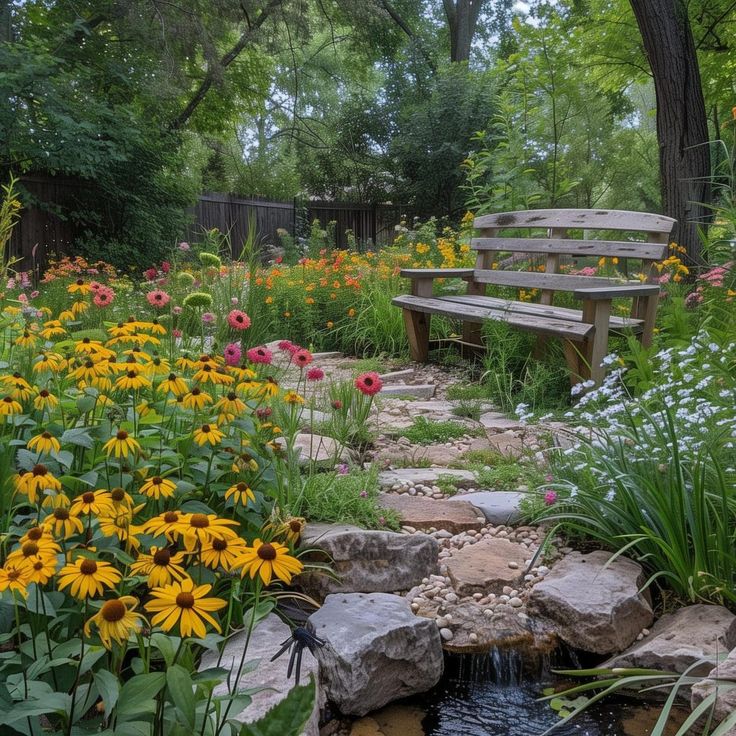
[509,597,523,608]
[508,561,519,569]
[440,628,454,641]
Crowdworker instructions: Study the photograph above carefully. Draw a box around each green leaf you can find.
[117,672,166,720]
[151,632,177,667]
[113,721,153,736]
[61,427,95,449]
[166,664,195,729]
[93,670,120,717]
[239,678,315,736]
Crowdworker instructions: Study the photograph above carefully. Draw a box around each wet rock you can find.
[446,538,528,596]
[527,551,653,655]
[451,491,525,526]
[378,468,476,489]
[606,605,736,675]
[308,593,443,716]
[691,647,736,734]
[298,523,438,599]
[378,494,484,534]
[199,613,320,736]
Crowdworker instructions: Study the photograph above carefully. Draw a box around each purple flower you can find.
[202,312,216,324]
[544,490,558,506]
[224,342,242,366]
[336,463,349,475]
[359,490,368,498]
[179,241,190,251]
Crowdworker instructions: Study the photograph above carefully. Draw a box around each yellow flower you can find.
[224,481,255,506]
[200,535,248,571]
[69,489,115,517]
[27,431,61,455]
[283,391,304,405]
[57,557,122,599]
[85,596,145,649]
[43,506,84,538]
[24,554,58,585]
[33,389,59,412]
[192,423,224,446]
[174,513,239,551]
[214,392,246,416]
[103,430,142,458]
[0,563,31,597]
[145,578,227,638]
[130,547,188,587]
[67,279,91,295]
[19,464,62,503]
[182,388,213,411]
[139,476,177,500]
[15,331,38,349]
[143,510,185,541]
[158,373,188,396]
[235,538,303,585]
[115,369,151,391]
[0,395,22,416]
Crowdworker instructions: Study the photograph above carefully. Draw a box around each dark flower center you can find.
[101,600,126,622]
[39,390,49,397]
[54,508,70,520]
[32,464,48,476]
[190,514,209,528]
[27,527,43,541]
[116,430,128,440]
[176,592,195,609]
[80,559,98,575]
[227,392,237,401]
[163,512,178,523]
[212,538,228,551]
[201,424,211,433]
[82,492,95,503]
[111,488,126,502]
[21,541,39,556]
[168,373,177,381]
[257,543,277,561]
[153,549,171,565]
[152,476,163,485]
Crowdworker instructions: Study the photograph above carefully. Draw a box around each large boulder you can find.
[691,647,736,735]
[199,613,320,736]
[445,538,528,596]
[307,593,443,716]
[527,551,653,655]
[606,605,736,675]
[298,523,438,599]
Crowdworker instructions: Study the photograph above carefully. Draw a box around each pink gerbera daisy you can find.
[224,342,242,366]
[355,372,382,396]
[93,286,115,307]
[146,290,170,308]
[292,349,313,368]
[307,367,324,381]
[247,346,273,365]
[227,310,251,330]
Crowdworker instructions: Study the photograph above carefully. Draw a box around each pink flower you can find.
[277,340,294,352]
[359,490,367,498]
[231,297,239,305]
[172,328,182,338]
[544,490,558,506]
[18,293,27,304]
[227,310,251,330]
[224,342,242,366]
[173,306,183,315]
[146,290,170,308]
[337,463,349,475]
[202,312,215,324]
[247,346,273,365]
[355,372,382,396]
[89,281,102,292]
[544,474,553,483]
[161,261,171,274]
[93,286,115,307]
[292,349,313,368]
[30,290,39,299]
[179,242,190,251]
[307,367,324,381]
[144,267,158,281]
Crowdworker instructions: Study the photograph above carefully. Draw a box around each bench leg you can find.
[403,309,430,362]
[581,299,612,386]
[461,322,484,358]
[563,339,585,386]
[637,293,659,348]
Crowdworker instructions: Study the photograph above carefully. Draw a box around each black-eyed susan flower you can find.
[40,320,66,339]
[67,278,91,295]
[115,369,151,391]
[43,506,84,538]
[130,547,187,587]
[182,387,212,411]
[107,321,134,338]
[144,356,170,377]
[283,390,305,405]
[192,423,224,447]
[33,389,59,412]
[224,481,255,506]
[193,364,234,386]
[10,381,33,402]
[158,373,188,397]
[41,490,70,509]
[215,392,246,417]
[57,557,122,599]
[103,429,142,459]
[200,536,248,571]
[110,487,134,511]
[0,395,22,415]
[139,476,177,500]
[24,554,57,585]
[71,300,89,316]
[145,578,226,638]
[277,517,306,545]
[148,319,167,336]
[33,352,65,373]
[19,464,62,502]
[69,489,115,517]
[27,431,61,455]
[98,516,141,550]
[19,524,61,552]
[15,330,38,349]
[174,513,239,551]
[0,562,32,596]
[258,378,279,398]
[84,596,145,649]
[143,510,184,541]
[235,539,303,585]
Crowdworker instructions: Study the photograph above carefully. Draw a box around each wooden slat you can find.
[392,295,593,340]
[474,209,676,233]
[439,295,644,332]
[473,269,631,291]
[573,285,660,300]
[400,268,474,279]
[471,237,668,260]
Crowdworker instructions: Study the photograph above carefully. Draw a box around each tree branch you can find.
[379,0,437,73]
[169,0,283,131]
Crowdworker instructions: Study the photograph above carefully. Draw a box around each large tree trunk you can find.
[442,0,483,62]
[629,0,711,265]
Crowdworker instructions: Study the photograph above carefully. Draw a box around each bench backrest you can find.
[472,209,675,288]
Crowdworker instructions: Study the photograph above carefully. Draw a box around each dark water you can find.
[405,649,688,736]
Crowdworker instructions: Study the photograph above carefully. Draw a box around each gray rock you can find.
[378,468,476,489]
[446,538,528,595]
[199,613,320,735]
[691,647,736,734]
[298,523,438,599]
[452,491,525,525]
[527,551,653,655]
[485,431,525,458]
[312,351,343,359]
[299,408,330,429]
[380,384,436,399]
[291,433,350,465]
[479,413,522,432]
[606,605,736,676]
[378,369,415,382]
[308,593,443,715]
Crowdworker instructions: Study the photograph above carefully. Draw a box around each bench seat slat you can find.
[392,295,593,341]
[471,237,667,260]
[439,295,644,332]
[473,269,640,292]
[474,209,675,233]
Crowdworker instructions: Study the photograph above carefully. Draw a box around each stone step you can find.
[378,368,415,383]
[378,468,476,489]
[380,384,436,400]
[446,538,529,596]
[450,491,525,526]
[312,351,343,360]
[378,494,485,534]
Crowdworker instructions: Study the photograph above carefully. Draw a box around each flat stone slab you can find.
[485,431,525,458]
[376,443,464,467]
[199,613,320,735]
[445,538,528,595]
[308,593,443,716]
[527,550,653,655]
[378,494,485,534]
[312,351,343,359]
[479,413,523,432]
[299,408,330,428]
[298,523,438,598]
[378,369,415,382]
[378,468,476,489]
[606,604,736,676]
[292,433,349,465]
[380,384,436,399]
[451,491,525,526]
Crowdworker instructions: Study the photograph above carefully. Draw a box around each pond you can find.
[351,649,690,736]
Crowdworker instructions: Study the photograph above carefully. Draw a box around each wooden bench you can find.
[392,209,676,385]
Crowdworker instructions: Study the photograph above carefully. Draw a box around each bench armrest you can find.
[573,285,660,301]
[400,268,475,279]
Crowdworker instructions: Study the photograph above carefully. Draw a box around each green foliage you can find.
[402,416,478,445]
[301,468,399,530]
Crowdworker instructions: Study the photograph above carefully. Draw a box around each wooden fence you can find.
[9,177,410,269]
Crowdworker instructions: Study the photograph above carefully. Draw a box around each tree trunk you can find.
[442,0,483,62]
[629,0,711,265]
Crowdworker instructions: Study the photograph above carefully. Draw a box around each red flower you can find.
[293,349,313,368]
[247,346,273,365]
[227,310,251,330]
[355,372,382,396]
[307,367,324,381]
[143,268,157,281]
[161,261,171,274]
[275,256,283,264]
